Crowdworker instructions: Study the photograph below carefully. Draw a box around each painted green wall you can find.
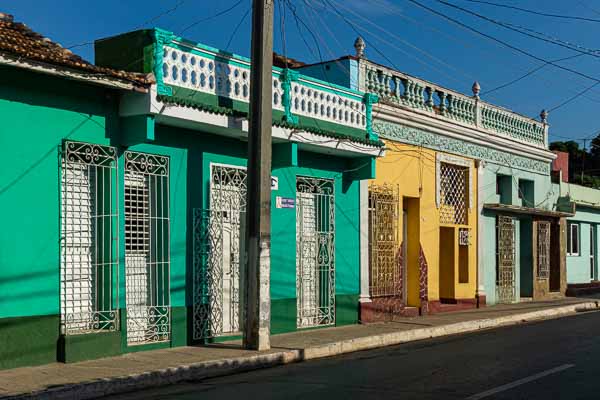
[481,163,551,304]
[0,67,116,319]
[0,65,363,368]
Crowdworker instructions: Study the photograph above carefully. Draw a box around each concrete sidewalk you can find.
[1,298,598,400]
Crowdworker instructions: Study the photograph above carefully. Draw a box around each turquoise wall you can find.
[297,59,358,91]
[152,123,362,301]
[0,64,363,368]
[481,162,553,305]
[0,66,116,319]
[566,206,600,284]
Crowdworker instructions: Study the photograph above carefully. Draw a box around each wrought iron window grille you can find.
[60,141,119,335]
[124,151,171,345]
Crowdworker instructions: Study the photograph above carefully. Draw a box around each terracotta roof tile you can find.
[0,13,151,87]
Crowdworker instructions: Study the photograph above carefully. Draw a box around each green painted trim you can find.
[58,331,122,363]
[157,89,383,147]
[153,28,174,96]
[0,314,59,370]
[281,68,299,124]
[276,116,383,146]
[363,93,379,141]
[161,86,249,116]
[170,306,187,347]
[335,294,359,326]
[271,298,296,334]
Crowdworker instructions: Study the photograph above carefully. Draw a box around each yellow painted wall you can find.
[371,141,478,302]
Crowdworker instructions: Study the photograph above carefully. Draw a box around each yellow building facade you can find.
[363,140,478,319]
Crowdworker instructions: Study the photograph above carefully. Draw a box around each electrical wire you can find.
[68,0,188,49]
[330,0,479,83]
[549,82,600,113]
[483,54,585,96]
[179,0,246,35]
[459,0,600,23]
[225,6,251,50]
[436,0,600,59]
[406,0,600,84]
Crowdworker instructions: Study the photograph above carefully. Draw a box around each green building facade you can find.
[0,27,382,369]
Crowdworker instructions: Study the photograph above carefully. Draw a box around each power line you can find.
[549,82,600,113]
[406,0,600,84]
[68,0,187,49]
[437,0,600,59]
[179,0,246,35]
[459,0,600,23]
[483,54,584,96]
[225,6,251,50]
[366,0,600,105]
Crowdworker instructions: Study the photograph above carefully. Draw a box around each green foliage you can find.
[551,140,600,189]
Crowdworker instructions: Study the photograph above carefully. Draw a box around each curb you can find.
[5,301,599,400]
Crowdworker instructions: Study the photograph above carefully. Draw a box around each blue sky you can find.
[5,0,600,144]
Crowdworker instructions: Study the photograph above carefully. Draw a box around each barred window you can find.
[124,151,171,345]
[439,162,469,225]
[60,141,119,335]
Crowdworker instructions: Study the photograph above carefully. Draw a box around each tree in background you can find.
[550,140,600,188]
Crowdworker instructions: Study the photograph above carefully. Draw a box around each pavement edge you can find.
[5,301,599,400]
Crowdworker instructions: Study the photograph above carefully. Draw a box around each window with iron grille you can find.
[60,141,119,335]
[124,150,170,345]
[368,184,401,298]
[537,222,551,279]
[439,162,469,225]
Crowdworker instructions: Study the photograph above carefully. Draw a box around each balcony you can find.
[363,62,548,149]
[151,30,379,146]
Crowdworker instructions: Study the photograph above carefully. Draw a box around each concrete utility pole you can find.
[243,0,274,351]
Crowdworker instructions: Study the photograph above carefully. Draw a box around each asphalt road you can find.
[109,311,600,400]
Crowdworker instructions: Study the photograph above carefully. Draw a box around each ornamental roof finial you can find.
[472,81,481,99]
[354,37,366,59]
[540,109,548,123]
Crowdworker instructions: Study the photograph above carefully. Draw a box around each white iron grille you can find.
[439,162,468,225]
[496,215,516,303]
[124,151,170,345]
[368,184,401,297]
[60,141,119,335]
[296,177,335,328]
[537,222,551,279]
[193,165,247,340]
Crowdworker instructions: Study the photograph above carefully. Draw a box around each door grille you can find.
[496,215,516,303]
[368,184,401,298]
[296,177,335,328]
[193,165,247,340]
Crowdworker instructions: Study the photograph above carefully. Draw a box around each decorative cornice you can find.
[375,120,550,175]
